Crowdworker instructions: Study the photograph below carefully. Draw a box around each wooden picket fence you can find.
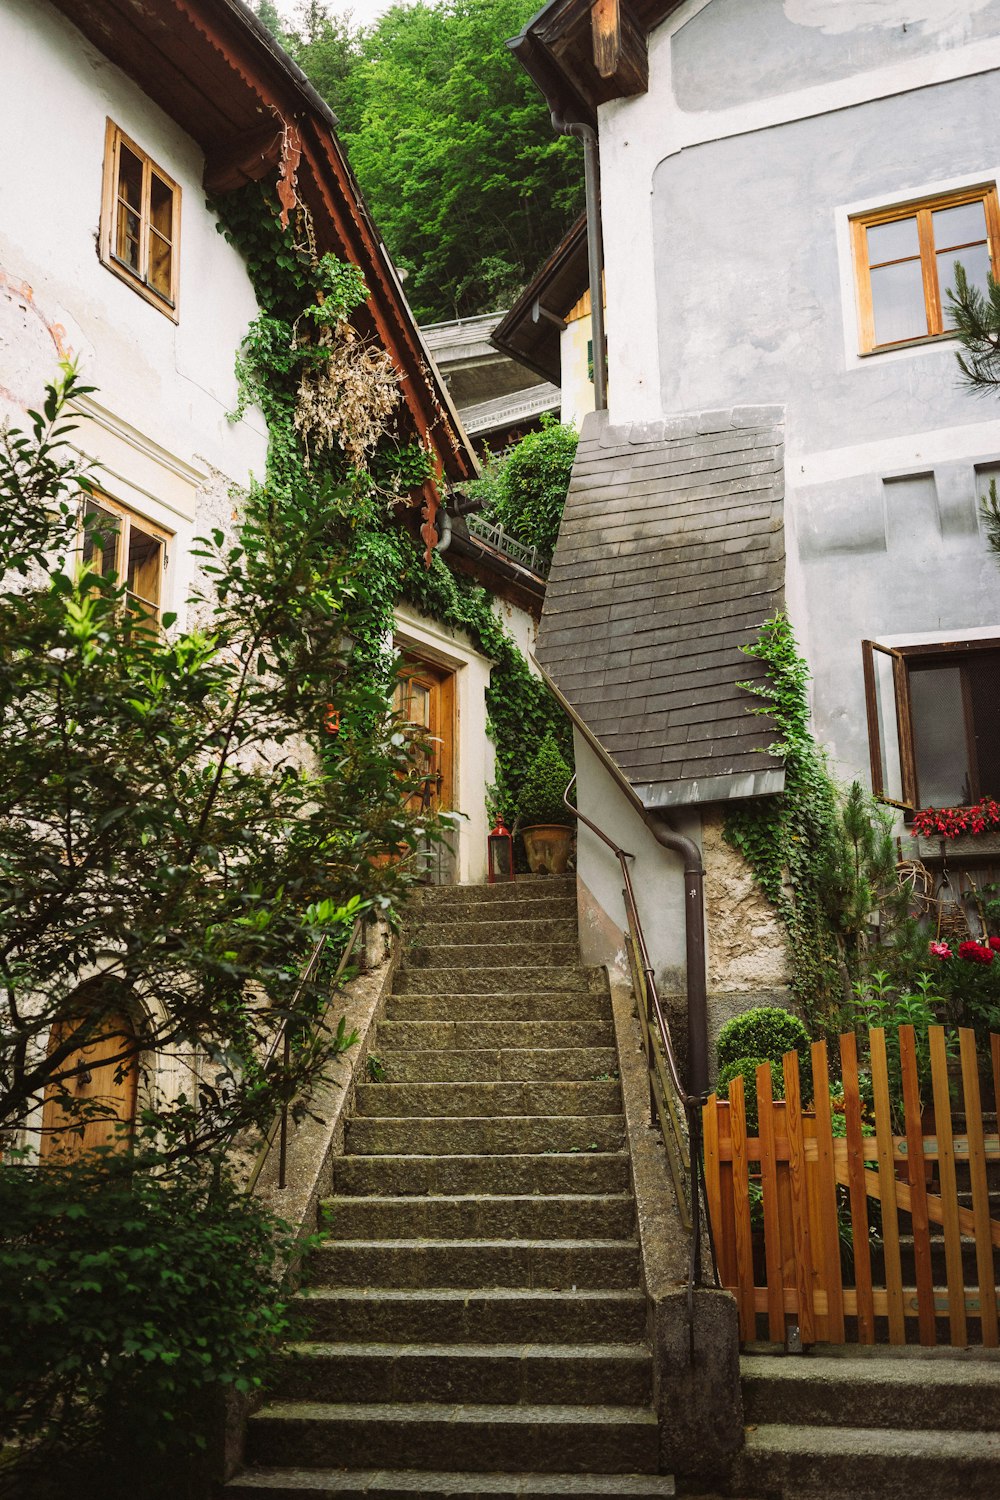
[703,1025,1000,1348]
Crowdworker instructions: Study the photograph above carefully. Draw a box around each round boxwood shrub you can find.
[716,1006,813,1102]
[716,1055,780,1135]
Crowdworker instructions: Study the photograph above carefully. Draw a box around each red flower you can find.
[914,797,1000,839]
[958,940,994,965]
[989,936,1000,952]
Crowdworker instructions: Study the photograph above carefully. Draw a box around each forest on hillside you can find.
[254,0,584,324]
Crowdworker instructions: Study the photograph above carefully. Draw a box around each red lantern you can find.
[487,819,515,884]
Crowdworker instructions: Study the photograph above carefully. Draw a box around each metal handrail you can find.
[563,776,719,1339]
[245,915,364,1195]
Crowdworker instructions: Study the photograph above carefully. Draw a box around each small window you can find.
[850,185,1000,353]
[81,495,170,635]
[862,638,1000,809]
[100,121,180,317]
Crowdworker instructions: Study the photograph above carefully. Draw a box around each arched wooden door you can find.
[394,652,456,882]
[39,1009,139,1162]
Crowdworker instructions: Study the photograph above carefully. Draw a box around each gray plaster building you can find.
[512,0,1000,1033]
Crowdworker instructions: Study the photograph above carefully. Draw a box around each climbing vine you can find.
[723,614,846,1033]
[213,181,569,826]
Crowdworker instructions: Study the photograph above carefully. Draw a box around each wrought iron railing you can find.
[563,776,718,1344]
[466,514,550,577]
[246,915,364,1194]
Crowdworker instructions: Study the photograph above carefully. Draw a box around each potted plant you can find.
[517,732,574,875]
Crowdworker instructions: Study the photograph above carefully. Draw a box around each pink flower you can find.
[929,941,952,959]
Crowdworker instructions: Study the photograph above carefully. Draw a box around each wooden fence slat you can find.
[960,1027,999,1347]
[840,1032,876,1344]
[929,1025,967,1347]
[992,1032,1000,1117]
[783,1050,815,1344]
[728,1076,757,1342]
[898,1025,936,1346]
[757,1061,786,1343]
[810,1039,844,1343]
[717,1094,738,1291]
[702,1095,727,1285]
[870,1027,906,1345]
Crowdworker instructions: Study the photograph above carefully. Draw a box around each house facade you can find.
[1,0,548,1157]
[513,0,1000,1042]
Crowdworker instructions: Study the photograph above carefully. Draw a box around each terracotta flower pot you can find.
[522,824,573,875]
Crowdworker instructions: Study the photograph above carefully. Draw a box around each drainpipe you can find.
[647,813,709,1098]
[434,508,453,555]
[550,112,607,412]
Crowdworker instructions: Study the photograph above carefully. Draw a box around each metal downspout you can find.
[550,113,607,411]
[647,814,709,1099]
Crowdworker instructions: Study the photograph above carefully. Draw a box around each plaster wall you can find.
[0,0,268,629]
[560,313,597,430]
[595,0,1000,800]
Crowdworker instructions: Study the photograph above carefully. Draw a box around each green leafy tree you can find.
[948,263,1000,554]
[517,731,574,826]
[0,367,434,1164]
[282,0,584,322]
[468,416,578,563]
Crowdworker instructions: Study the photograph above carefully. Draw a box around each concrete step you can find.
[741,1352,1000,1431]
[294,1288,648,1345]
[332,1153,632,1198]
[319,1194,635,1241]
[246,1401,661,1474]
[344,1115,625,1157]
[306,1238,642,1289]
[385,994,609,1021]
[226,1469,675,1497]
[375,1021,615,1051]
[392,970,606,997]
[353,1082,622,1120]
[734,1421,1000,1499]
[409,881,576,909]
[272,1341,652,1405]
[375,1047,618,1084]
[406,918,579,946]
[403,944,581,971]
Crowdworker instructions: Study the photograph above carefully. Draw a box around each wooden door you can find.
[394,653,456,881]
[39,1009,139,1162]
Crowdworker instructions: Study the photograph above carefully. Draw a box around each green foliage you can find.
[716,1006,813,1103]
[723,615,876,1033]
[715,1055,779,1135]
[0,368,438,1157]
[516,731,574,827]
[265,0,584,322]
[467,417,578,562]
[947,261,1000,396]
[0,1155,298,1497]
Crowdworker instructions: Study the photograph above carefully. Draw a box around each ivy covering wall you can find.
[213,183,570,826]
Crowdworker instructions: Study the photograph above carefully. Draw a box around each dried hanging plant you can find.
[294,321,401,471]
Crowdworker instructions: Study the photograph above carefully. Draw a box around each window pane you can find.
[866,216,919,265]
[149,175,173,239]
[116,202,140,271]
[967,655,1000,800]
[872,651,904,803]
[148,231,172,298]
[82,503,121,580]
[117,145,142,209]
[932,200,986,251]
[870,259,929,344]
[940,243,993,324]
[910,666,971,806]
[127,526,161,612]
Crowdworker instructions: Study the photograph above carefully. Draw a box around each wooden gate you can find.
[703,1025,1000,1348]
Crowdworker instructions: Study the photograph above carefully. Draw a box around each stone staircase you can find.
[735,1347,1000,1498]
[226,877,675,1498]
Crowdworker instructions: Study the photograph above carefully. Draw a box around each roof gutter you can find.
[549,112,607,411]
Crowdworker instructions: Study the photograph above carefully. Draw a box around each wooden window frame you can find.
[850,184,1000,354]
[863,636,1000,810]
[81,491,172,632]
[99,120,181,320]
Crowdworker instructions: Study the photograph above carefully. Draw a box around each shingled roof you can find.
[536,406,787,809]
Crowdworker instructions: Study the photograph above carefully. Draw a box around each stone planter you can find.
[521,824,573,875]
[908,831,1000,861]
